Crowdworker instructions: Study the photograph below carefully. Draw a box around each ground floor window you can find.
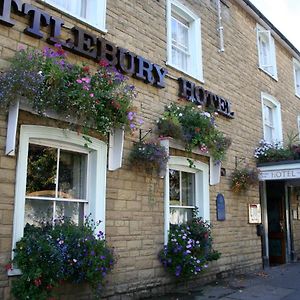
[12,125,107,251]
[164,156,209,243]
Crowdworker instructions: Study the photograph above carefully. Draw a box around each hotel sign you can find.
[259,168,300,181]
[0,0,235,117]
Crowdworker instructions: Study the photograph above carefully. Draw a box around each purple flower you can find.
[127,111,136,121]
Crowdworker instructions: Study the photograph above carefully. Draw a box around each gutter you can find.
[235,0,300,60]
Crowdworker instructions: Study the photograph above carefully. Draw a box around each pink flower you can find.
[81,77,91,84]
[89,93,94,97]
[76,79,83,84]
[99,59,109,67]
[83,85,90,91]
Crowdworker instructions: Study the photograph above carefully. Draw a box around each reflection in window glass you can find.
[25,143,88,226]
[169,168,195,224]
[26,144,57,197]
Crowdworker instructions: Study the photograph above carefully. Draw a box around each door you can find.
[266,181,286,265]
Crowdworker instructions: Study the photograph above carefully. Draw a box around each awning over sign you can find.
[258,161,300,181]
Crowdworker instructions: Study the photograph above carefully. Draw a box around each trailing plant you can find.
[156,103,231,162]
[10,217,115,300]
[230,167,260,193]
[159,208,220,279]
[129,140,169,174]
[0,45,137,135]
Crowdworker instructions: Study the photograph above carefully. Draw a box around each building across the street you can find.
[1,0,300,299]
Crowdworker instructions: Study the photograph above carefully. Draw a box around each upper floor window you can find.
[293,58,300,97]
[166,0,203,81]
[43,0,107,31]
[12,125,107,252]
[261,93,282,143]
[257,25,277,79]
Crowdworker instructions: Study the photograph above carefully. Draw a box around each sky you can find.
[250,0,300,51]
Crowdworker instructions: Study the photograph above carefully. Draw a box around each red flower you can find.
[98,59,109,67]
[4,263,12,271]
[195,127,200,133]
[46,284,53,291]
[33,278,42,287]
[82,66,90,73]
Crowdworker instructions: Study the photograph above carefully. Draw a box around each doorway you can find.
[266,181,286,265]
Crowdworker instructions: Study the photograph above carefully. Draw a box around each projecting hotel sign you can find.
[259,168,300,181]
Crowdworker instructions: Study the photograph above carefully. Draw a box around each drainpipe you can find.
[217,0,225,52]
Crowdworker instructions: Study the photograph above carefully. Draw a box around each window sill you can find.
[7,268,22,276]
[37,0,108,34]
[258,66,278,81]
[159,137,209,157]
[166,62,204,84]
[295,93,300,100]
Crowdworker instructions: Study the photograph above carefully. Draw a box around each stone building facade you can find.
[1,0,300,299]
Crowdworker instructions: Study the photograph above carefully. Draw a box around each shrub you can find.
[11,217,115,300]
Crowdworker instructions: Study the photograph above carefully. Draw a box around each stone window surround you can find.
[256,24,278,80]
[261,92,283,144]
[9,125,107,275]
[163,156,209,245]
[166,0,203,82]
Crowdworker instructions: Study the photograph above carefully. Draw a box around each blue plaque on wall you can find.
[216,193,226,221]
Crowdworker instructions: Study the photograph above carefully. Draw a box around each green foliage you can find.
[157,104,231,161]
[11,217,115,300]
[230,167,259,193]
[254,140,297,163]
[159,208,220,279]
[0,45,137,135]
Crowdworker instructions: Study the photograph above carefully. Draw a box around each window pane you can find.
[170,207,193,224]
[181,172,195,206]
[58,150,87,199]
[26,144,57,197]
[296,68,300,94]
[56,201,84,224]
[25,199,53,225]
[49,0,83,18]
[265,125,273,143]
[169,169,180,205]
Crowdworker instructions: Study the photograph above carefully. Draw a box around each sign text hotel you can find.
[0,0,234,118]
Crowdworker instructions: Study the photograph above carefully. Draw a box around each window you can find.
[12,125,107,251]
[293,58,300,97]
[297,116,300,138]
[166,0,203,81]
[257,25,277,79]
[43,0,107,31]
[164,156,209,243]
[261,93,282,143]
[169,169,195,224]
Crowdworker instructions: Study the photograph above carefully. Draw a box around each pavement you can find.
[151,262,300,300]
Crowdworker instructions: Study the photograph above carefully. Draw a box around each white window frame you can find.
[261,93,283,144]
[293,58,300,98]
[166,0,203,82]
[297,115,300,139]
[164,156,209,244]
[12,125,107,257]
[257,24,277,80]
[42,0,107,33]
